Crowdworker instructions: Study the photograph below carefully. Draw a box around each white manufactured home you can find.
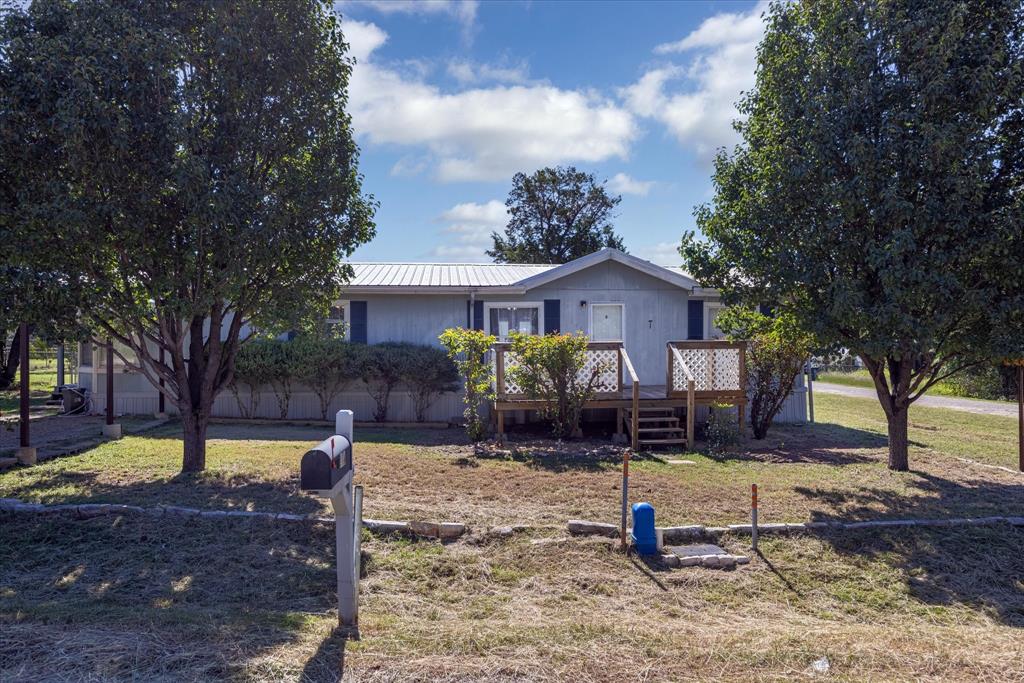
[77,249,807,435]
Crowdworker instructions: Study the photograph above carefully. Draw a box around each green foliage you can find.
[439,328,496,442]
[488,166,625,264]
[229,339,280,418]
[0,0,375,472]
[402,346,459,422]
[506,332,603,439]
[361,342,417,422]
[681,0,1024,470]
[944,365,1018,402]
[293,337,365,420]
[704,403,741,454]
[717,308,814,439]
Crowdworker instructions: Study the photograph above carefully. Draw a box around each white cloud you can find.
[446,58,529,85]
[634,241,683,266]
[622,1,768,162]
[429,199,508,261]
[344,20,637,182]
[608,172,656,197]
[340,1,479,43]
[342,19,387,63]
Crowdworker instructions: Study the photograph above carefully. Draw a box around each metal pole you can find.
[751,483,759,552]
[620,450,630,551]
[56,344,65,388]
[19,323,29,448]
[106,340,114,426]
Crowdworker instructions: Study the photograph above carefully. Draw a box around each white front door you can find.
[590,303,624,341]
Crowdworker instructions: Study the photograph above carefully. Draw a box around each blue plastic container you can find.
[630,502,657,555]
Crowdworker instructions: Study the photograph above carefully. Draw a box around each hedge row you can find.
[230,338,458,422]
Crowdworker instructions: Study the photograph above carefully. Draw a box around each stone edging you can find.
[0,497,466,540]
[569,515,1024,544]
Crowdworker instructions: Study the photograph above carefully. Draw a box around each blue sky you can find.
[335,0,767,264]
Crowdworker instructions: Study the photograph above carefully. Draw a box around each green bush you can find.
[293,337,365,420]
[507,331,604,439]
[945,364,1017,401]
[717,307,814,439]
[360,342,417,422]
[439,327,496,441]
[402,345,459,422]
[230,339,282,418]
[705,403,741,453]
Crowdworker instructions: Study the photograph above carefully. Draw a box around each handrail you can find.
[670,345,696,450]
[619,347,640,450]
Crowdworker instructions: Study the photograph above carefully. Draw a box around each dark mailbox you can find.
[300,435,352,492]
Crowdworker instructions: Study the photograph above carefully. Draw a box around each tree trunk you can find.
[181,409,209,473]
[0,330,22,390]
[886,406,909,471]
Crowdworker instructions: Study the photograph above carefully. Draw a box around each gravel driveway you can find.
[814,382,1019,418]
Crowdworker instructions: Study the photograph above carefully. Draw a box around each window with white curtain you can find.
[486,303,540,341]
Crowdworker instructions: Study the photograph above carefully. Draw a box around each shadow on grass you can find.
[300,627,348,682]
[0,513,343,679]
[143,420,472,447]
[705,422,895,466]
[0,466,324,515]
[797,472,1024,627]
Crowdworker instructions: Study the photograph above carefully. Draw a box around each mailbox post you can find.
[299,409,363,639]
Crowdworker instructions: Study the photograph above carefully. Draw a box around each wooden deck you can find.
[491,341,748,450]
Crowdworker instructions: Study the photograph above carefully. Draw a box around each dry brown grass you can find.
[2,513,1023,682]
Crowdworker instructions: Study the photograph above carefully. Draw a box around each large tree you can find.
[682,0,1024,471]
[488,166,625,264]
[4,0,375,471]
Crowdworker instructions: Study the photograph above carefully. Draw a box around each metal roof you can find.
[348,262,557,288]
[343,250,706,292]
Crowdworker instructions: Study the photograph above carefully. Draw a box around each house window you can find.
[486,302,541,341]
[326,301,350,340]
[590,303,625,342]
[80,341,93,367]
[707,304,726,340]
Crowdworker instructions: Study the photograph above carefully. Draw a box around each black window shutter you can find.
[350,301,368,343]
[759,304,774,317]
[544,299,561,334]
[466,300,471,328]
[687,300,704,340]
[473,300,484,331]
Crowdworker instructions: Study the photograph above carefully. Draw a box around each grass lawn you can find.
[2,393,1024,680]
[818,369,1013,403]
[0,361,60,415]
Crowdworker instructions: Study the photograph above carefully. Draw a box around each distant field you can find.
[818,368,1013,402]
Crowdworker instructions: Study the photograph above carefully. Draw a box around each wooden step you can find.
[638,438,688,445]
[637,427,684,434]
[626,407,675,415]
[635,416,678,423]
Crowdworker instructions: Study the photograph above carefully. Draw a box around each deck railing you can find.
[492,341,624,401]
[669,346,697,450]
[619,346,640,450]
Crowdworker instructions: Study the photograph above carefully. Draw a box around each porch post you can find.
[103,339,122,438]
[16,323,36,465]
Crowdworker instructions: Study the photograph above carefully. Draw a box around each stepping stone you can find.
[666,459,696,465]
[668,543,726,557]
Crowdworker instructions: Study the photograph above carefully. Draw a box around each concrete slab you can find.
[668,543,727,557]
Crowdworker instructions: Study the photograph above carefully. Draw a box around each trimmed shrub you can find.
[293,337,365,420]
[439,327,495,441]
[402,345,459,422]
[230,339,280,418]
[361,342,417,422]
[506,331,604,439]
